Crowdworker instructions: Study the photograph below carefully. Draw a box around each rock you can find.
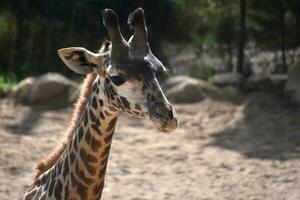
[284,62,300,105]
[269,74,287,93]
[11,77,35,102]
[163,76,194,90]
[11,73,79,104]
[212,73,245,88]
[244,74,287,92]
[222,86,240,97]
[165,76,221,103]
[244,74,271,91]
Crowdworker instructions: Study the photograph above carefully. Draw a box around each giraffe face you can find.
[103,57,177,132]
[58,8,178,132]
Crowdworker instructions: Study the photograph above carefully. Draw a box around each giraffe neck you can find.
[26,76,119,200]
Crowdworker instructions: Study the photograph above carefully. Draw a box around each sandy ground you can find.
[0,93,300,200]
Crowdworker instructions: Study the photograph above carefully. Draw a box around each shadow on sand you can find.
[3,101,70,135]
[208,92,300,161]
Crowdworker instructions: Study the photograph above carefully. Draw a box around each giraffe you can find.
[20,8,177,200]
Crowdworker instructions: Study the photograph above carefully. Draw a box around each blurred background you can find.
[0,0,300,86]
[1,0,300,200]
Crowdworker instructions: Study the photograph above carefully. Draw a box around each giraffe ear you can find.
[58,47,101,75]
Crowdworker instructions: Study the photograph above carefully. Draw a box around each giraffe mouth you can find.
[150,116,178,133]
[147,104,178,133]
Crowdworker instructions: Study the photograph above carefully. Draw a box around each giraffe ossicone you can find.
[21,8,177,200]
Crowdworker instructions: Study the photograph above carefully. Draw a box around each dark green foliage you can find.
[0,0,182,80]
[248,0,300,49]
[0,72,16,96]
[0,0,300,80]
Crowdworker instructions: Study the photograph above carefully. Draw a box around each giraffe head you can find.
[58,8,177,132]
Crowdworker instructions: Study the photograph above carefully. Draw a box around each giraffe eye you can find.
[110,75,126,86]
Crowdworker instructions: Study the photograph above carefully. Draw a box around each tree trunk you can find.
[227,43,233,72]
[237,0,246,74]
[11,0,32,77]
[279,0,288,73]
[13,0,27,76]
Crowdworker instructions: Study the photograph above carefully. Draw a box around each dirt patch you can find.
[0,93,300,200]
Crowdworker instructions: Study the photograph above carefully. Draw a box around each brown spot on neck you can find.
[106,117,117,132]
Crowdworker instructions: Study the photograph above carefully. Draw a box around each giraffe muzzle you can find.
[162,117,178,132]
[162,107,178,132]
[151,105,178,132]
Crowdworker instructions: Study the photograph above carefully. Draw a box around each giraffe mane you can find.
[34,41,111,180]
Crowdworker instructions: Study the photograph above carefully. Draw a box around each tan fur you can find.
[34,42,110,180]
